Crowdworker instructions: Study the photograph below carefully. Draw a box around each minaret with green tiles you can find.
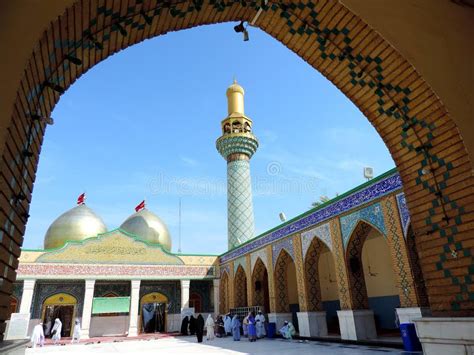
[216,80,259,250]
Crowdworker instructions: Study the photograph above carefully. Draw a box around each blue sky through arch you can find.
[24,23,395,254]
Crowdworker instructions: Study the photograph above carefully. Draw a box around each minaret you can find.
[216,80,259,250]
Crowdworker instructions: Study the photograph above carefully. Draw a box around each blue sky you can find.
[23,23,395,254]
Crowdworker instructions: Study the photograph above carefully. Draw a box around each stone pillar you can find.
[297,311,328,337]
[337,310,377,340]
[180,280,190,310]
[128,280,141,337]
[81,279,95,339]
[396,307,431,324]
[19,279,36,314]
[213,279,220,316]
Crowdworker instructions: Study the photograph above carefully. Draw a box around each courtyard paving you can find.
[24,336,419,354]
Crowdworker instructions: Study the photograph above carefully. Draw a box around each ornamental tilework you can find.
[304,239,325,312]
[12,282,23,301]
[251,259,268,309]
[340,202,386,249]
[31,281,84,319]
[220,264,231,278]
[396,193,411,239]
[293,235,308,312]
[139,281,180,314]
[227,160,255,250]
[301,222,332,259]
[190,280,213,313]
[272,237,294,267]
[94,282,130,297]
[250,249,268,273]
[330,219,351,310]
[234,266,248,308]
[221,172,402,263]
[233,256,247,275]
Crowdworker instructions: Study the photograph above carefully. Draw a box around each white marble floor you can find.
[24,336,417,354]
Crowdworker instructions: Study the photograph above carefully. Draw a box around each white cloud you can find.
[180,156,199,167]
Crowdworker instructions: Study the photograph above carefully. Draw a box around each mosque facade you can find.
[5,82,426,344]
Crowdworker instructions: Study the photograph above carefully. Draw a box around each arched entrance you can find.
[219,271,230,314]
[234,265,248,308]
[251,258,270,313]
[42,293,77,338]
[304,238,340,334]
[0,0,473,340]
[189,292,202,313]
[139,292,167,333]
[274,249,299,330]
[346,221,400,335]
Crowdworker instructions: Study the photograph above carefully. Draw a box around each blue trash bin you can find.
[267,322,276,338]
[400,323,422,351]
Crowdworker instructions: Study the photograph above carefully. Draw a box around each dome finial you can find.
[226,79,245,115]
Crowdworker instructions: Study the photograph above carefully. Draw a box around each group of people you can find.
[180,314,211,343]
[214,311,268,342]
[31,318,82,348]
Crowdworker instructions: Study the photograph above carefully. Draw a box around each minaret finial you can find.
[233,76,237,84]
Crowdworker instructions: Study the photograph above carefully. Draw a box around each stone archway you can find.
[0,0,473,339]
[251,257,270,313]
[234,265,248,308]
[219,271,230,314]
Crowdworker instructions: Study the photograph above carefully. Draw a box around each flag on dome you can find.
[135,200,145,212]
[77,193,86,205]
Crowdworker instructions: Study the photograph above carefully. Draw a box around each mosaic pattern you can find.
[139,281,180,314]
[234,266,248,308]
[330,220,351,310]
[250,248,268,273]
[251,258,269,310]
[220,264,231,278]
[31,281,84,319]
[346,222,372,310]
[382,198,414,307]
[18,263,215,279]
[272,237,294,267]
[12,0,469,314]
[340,202,386,249]
[190,280,213,313]
[406,226,430,307]
[12,282,23,301]
[301,222,332,259]
[221,172,402,263]
[216,135,259,160]
[274,250,292,313]
[233,256,247,275]
[396,193,411,239]
[293,235,308,312]
[219,272,229,314]
[304,239,325,311]
[94,282,130,297]
[226,160,256,250]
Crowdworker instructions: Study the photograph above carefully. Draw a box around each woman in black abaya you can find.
[196,314,205,343]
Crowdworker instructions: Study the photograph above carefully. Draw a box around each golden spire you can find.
[226,79,245,115]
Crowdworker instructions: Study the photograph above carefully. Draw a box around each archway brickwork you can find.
[1,0,473,336]
[406,225,430,308]
[219,271,229,314]
[252,258,269,311]
[346,221,372,310]
[274,249,294,313]
[304,238,327,312]
[234,265,248,308]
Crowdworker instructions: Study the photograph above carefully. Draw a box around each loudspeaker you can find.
[255,280,262,291]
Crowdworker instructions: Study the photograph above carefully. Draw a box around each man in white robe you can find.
[71,318,81,344]
[31,323,45,348]
[205,315,215,340]
[51,318,62,345]
[255,311,266,338]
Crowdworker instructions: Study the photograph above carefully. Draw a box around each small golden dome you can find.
[226,79,245,96]
[44,204,107,249]
[119,209,172,251]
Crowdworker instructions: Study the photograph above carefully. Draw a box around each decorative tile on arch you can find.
[272,237,294,267]
[301,222,332,259]
[220,264,231,278]
[396,193,411,239]
[250,248,268,273]
[233,256,247,275]
[340,202,386,249]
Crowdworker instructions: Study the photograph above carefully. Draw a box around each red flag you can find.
[135,200,145,212]
[77,193,86,205]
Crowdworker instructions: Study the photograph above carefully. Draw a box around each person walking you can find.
[51,318,62,345]
[31,322,45,348]
[247,312,257,342]
[196,314,205,343]
[231,315,241,341]
[205,314,215,340]
[71,318,81,344]
[242,314,249,337]
[255,311,266,338]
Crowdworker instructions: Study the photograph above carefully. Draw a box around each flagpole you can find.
[178,197,182,253]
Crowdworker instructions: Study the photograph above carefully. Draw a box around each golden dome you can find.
[119,209,172,251]
[44,204,107,249]
[226,79,245,96]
